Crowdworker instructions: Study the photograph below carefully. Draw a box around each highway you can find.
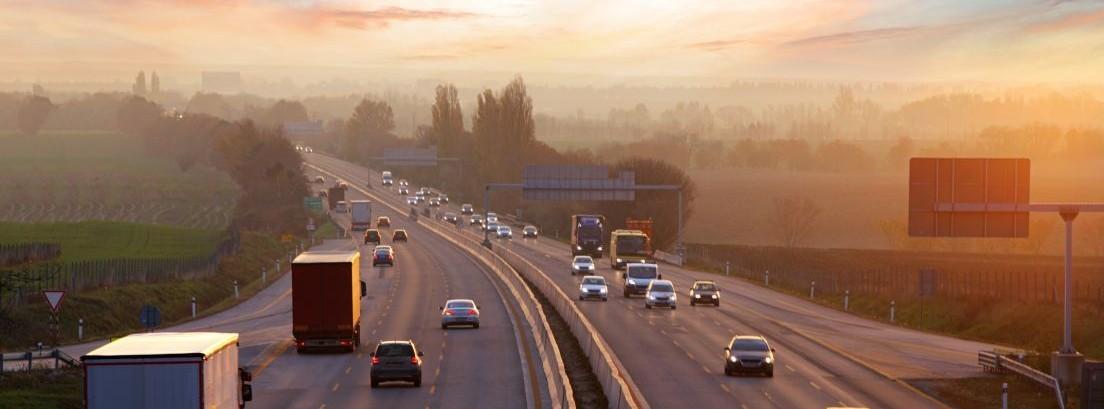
[308,152,1001,409]
[61,170,538,409]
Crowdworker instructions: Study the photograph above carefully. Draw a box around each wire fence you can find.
[0,231,240,307]
[0,242,61,267]
[687,243,1104,306]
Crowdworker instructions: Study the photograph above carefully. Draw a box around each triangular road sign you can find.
[43,290,65,313]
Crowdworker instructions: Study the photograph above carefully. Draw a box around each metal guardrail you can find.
[308,161,574,409]
[1,349,80,372]
[653,250,683,267]
[977,350,1066,409]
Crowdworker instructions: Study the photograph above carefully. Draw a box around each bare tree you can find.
[767,196,822,247]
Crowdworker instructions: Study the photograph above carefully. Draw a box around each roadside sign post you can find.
[909,157,1104,385]
[42,290,65,346]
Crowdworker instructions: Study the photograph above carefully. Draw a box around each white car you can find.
[486,213,498,224]
[571,256,594,276]
[335,201,348,213]
[496,225,512,239]
[406,196,418,205]
[644,280,677,309]
[578,275,608,301]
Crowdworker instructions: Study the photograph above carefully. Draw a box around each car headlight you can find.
[599,287,607,293]
[576,246,582,250]
[616,258,622,263]
[712,294,718,299]
[647,294,656,300]
[729,356,738,363]
[694,294,701,299]
[627,279,636,285]
[580,286,587,292]
[764,357,773,364]
[597,246,603,251]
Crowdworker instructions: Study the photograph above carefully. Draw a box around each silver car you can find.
[406,196,418,205]
[571,256,595,276]
[496,225,513,239]
[644,280,677,309]
[578,275,608,301]
[440,299,480,329]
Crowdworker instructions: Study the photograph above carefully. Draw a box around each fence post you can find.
[1001,382,1008,409]
[191,296,197,318]
[844,290,849,311]
[262,268,267,285]
[890,300,896,323]
[725,261,730,277]
[765,270,770,286]
[78,318,83,341]
[810,281,816,300]
[234,281,239,299]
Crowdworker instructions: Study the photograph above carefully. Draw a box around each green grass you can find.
[0,231,295,350]
[910,375,1072,409]
[0,131,238,229]
[0,221,221,263]
[0,368,83,409]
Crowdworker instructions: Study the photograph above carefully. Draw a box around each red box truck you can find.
[292,251,366,353]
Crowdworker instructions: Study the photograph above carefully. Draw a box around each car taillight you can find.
[371,356,380,365]
[444,310,454,316]
[340,340,351,346]
[468,310,477,316]
[410,356,419,364]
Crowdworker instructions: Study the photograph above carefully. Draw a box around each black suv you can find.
[689,280,720,306]
[370,340,424,387]
[364,229,382,245]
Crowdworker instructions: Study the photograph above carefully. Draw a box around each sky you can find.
[2,0,1104,86]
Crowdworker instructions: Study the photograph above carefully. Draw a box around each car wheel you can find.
[623,290,630,298]
[724,368,731,376]
[602,297,608,302]
[441,323,447,330]
[579,295,584,301]
[671,305,677,310]
[570,271,575,276]
[370,378,379,388]
[473,323,480,329]
[690,300,695,306]
[765,369,774,377]
[645,303,652,309]
[296,347,306,354]
[413,377,422,387]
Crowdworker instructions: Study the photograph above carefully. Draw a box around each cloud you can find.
[686,39,757,52]
[781,26,925,48]
[1027,8,1104,33]
[297,6,480,30]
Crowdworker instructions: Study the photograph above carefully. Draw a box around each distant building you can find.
[201,71,242,93]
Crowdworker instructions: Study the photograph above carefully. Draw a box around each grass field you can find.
[685,161,1104,255]
[0,368,82,409]
[0,221,221,263]
[0,131,237,230]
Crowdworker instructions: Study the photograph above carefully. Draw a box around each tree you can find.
[215,121,309,235]
[186,92,233,119]
[887,135,914,169]
[598,157,697,250]
[431,83,464,156]
[117,96,163,136]
[767,196,822,248]
[17,95,54,135]
[150,72,160,95]
[132,71,147,96]
[264,99,309,127]
[343,98,395,161]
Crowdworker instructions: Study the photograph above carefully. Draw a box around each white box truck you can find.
[82,332,253,409]
[350,200,372,231]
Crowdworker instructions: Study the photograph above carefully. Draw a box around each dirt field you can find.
[685,161,1104,255]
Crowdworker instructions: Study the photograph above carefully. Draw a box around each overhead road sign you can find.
[908,158,1030,238]
[522,165,636,201]
[376,147,443,167]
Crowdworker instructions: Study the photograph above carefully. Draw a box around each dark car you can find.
[522,225,538,238]
[364,229,382,245]
[460,204,473,215]
[398,187,410,195]
[689,280,720,306]
[372,246,394,267]
[392,229,408,242]
[439,194,449,204]
[723,336,775,377]
[370,340,423,387]
[443,212,458,223]
[377,216,391,228]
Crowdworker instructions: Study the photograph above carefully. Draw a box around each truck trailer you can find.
[292,251,366,353]
[350,200,372,231]
[571,214,606,258]
[327,187,346,210]
[81,332,253,409]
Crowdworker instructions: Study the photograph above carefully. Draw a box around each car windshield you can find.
[731,339,769,351]
[367,231,380,238]
[578,225,601,238]
[394,232,406,238]
[375,250,389,256]
[627,266,658,279]
[376,343,414,357]
[695,283,716,291]
[446,301,475,309]
[582,278,604,285]
[650,283,673,292]
[574,257,593,264]
[525,226,536,232]
[616,236,647,253]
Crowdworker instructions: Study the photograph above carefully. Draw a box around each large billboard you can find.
[522,165,635,201]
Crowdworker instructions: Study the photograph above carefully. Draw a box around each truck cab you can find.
[610,229,652,269]
[621,263,661,298]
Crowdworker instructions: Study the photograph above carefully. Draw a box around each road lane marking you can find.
[720,383,732,393]
[331,383,340,392]
[810,381,822,390]
[430,385,437,395]
[319,405,326,409]
[685,351,695,360]
[345,366,352,375]
[435,367,441,377]
[786,365,795,372]
[741,404,749,409]
[701,365,711,374]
